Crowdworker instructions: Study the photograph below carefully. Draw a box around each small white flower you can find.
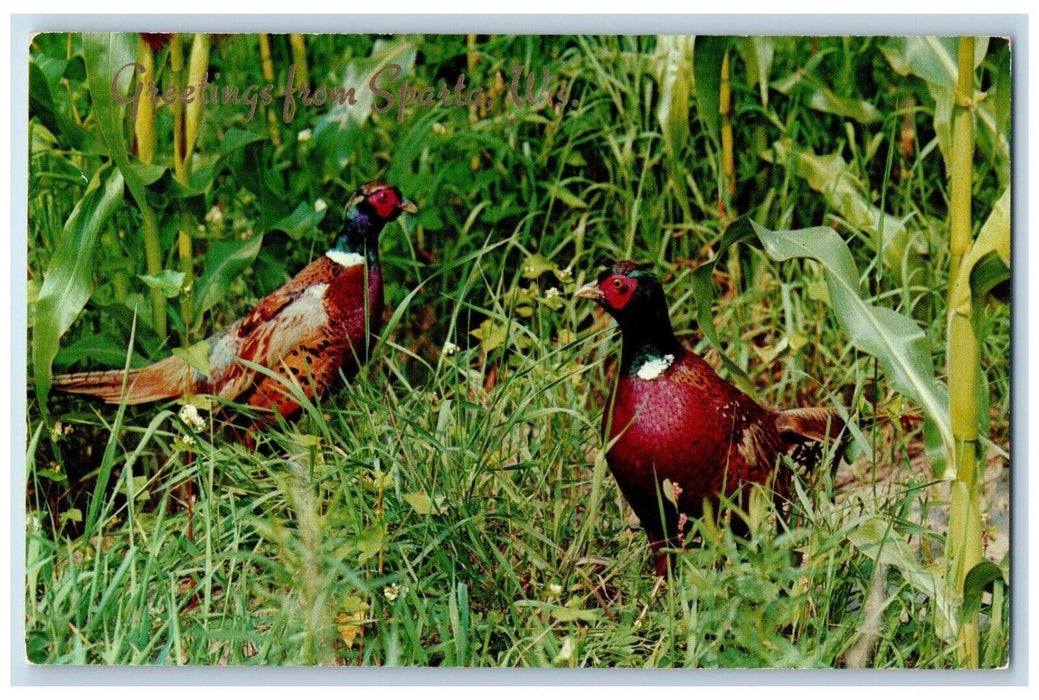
[442,341,459,357]
[297,128,312,142]
[547,583,563,597]
[636,353,675,380]
[383,584,401,602]
[178,404,206,432]
[544,287,560,300]
[205,205,224,225]
[431,123,447,135]
[557,265,573,282]
[314,198,328,212]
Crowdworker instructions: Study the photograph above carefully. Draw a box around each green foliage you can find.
[26,33,1010,668]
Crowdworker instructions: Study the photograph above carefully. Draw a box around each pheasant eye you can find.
[612,278,626,291]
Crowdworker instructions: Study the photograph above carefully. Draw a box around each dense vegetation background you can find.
[26,33,1010,667]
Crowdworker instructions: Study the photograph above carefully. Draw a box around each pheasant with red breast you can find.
[53,181,417,424]
[577,261,842,576]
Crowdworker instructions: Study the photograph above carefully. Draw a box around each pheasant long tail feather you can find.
[775,407,845,445]
[52,355,194,405]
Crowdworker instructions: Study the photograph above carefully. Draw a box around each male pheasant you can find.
[576,261,842,576]
[53,181,417,423]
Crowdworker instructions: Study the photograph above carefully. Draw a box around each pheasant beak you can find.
[400,199,419,215]
[575,281,605,302]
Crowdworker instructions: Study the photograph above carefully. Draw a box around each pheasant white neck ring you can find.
[636,353,675,380]
[325,250,365,268]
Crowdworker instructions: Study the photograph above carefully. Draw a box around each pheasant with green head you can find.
[577,261,842,576]
[54,181,417,424]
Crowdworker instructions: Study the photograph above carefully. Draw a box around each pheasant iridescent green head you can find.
[335,181,418,259]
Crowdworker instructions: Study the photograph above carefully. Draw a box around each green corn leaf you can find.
[762,139,926,288]
[949,186,1010,316]
[82,33,150,207]
[960,559,1006,624]
[653,35,694,161]
[692,35,729,138]
[738,37,775,108]
[746,218,954,475]
[33,166,125,401]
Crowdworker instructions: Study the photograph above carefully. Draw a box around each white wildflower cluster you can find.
[178,403,207,432]
[314,198,328,212]
[296,128,312,142]
[442,341,459,357]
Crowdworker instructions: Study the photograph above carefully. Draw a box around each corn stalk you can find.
[719,49,735,221]
[945,35,983,669]
[258,34,282,146]
[169,34,210,349]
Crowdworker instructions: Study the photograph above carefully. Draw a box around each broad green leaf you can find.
[513,599,600,623]
[402,491,447,516]
[193,235,266,319]
[354,522,386,563]
[747,219,954,473]
[138,269,185,299]
[949,187,1010,316]
[471,319,508,354]
[171,340,211,378]
[692,35,729,138]
[219,127,266,157]
[33,166,125,401]
[271,202,327,240]
[521,253,558,279]
[82,33,149,206]
[763,139,926,288]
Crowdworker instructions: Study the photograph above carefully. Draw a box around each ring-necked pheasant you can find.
[576,261,843,576]
[53,181,417,425]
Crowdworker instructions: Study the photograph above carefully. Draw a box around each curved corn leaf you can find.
[762,139,926,289]
[949,186,1010,316]
[695,217,952,472]
[746,219,954,473]
[33,166,125,401]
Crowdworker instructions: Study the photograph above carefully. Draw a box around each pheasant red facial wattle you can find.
[577,261,843,576]
[53,181,417,428]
